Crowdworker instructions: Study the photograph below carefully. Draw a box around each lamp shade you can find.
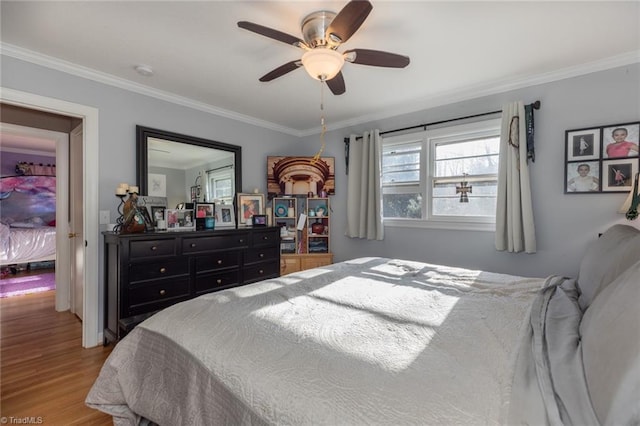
[301,49,344,81]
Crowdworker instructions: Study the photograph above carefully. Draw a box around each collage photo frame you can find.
[565,121,639,193]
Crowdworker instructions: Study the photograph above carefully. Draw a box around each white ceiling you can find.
[1,1,639,137]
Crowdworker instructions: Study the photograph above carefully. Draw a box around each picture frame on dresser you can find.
[165,208,195,230]
[215,204,235,228]
[237,193,265,226]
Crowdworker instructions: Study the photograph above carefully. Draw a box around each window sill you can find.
[383,218,496,232]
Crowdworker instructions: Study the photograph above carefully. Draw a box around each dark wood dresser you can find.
[103,227,280,343]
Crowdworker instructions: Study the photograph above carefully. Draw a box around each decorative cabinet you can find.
[272,197,297,254]
[103,227,280,343]
[280,253,334,275]
[305,197,330,254]
[272,196,333,275]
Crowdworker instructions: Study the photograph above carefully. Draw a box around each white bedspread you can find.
[0,224,56,265]
[87,257,547,425]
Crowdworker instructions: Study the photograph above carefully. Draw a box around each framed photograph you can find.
[237,193,265,226]
[150,206,166,226]
[602,122,640,159]
[165,208,195,230]
[565,122,640,194]
[267,156,336,197]
[195,202,215,218]
[148,173,167,197]
[566,161,600,192]
[138,205,155,231]
[565,128,600,161]
[602,159,638,192]
[252,214,267,227]
[215,204,235,228]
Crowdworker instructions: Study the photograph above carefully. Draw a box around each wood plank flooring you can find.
[1,284,113,425]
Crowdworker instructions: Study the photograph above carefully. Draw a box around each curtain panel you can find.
[495,101,537,253]
[346,130,384,240]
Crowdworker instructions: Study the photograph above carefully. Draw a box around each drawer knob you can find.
[151,246,157,251]
[263,236,269,240]
[217,260,223,265]
[191,243,197,248]
[216,279,222,284]
[259,269,264,274]
[239,239,244,243]
[160,267,166,273]
[259,253,265,258]
[159,289,166,296]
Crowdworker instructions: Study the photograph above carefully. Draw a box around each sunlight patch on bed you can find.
[252,274,458,372]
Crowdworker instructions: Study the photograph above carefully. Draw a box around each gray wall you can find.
[300,64,640,278]
[1,54,300,324]
[2,54,639,286]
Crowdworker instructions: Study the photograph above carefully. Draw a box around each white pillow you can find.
[577,224,640,310]
[580,259,640,425]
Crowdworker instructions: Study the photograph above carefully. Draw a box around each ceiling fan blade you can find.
[345,49,410,68]
[259,61,302,82]
[326,72,346,95]
[325,0,373,45]
[238,21,306,48]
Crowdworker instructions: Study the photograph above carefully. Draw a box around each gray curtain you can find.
[346,130,384,240]
[495,101,536,253]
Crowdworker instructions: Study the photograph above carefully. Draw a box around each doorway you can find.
[1,88,100,348]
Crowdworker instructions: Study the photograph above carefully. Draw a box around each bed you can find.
[0,175,56,267]
[86,224,640,425]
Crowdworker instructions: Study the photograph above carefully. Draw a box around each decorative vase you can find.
[311,221,324,235]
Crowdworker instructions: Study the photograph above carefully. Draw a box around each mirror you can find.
[136,126,242,209]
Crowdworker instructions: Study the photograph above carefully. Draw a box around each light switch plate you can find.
[99,210,110,224]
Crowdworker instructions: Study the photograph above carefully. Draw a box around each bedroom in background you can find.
[0,127,57,296]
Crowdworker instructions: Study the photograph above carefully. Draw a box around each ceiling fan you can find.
[237,0,410,95]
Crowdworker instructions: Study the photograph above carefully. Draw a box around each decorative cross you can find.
[456,174,472,203]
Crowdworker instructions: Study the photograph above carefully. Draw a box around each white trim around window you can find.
[382,119,501,232]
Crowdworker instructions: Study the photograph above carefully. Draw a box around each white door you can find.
[69,124,84,319]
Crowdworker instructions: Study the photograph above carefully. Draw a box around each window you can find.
[382,119,501,230]
[207,169,234,205]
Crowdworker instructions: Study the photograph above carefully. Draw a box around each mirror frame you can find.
[136,125,242,199]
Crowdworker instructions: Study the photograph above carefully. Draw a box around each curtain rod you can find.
[344,100,541,143]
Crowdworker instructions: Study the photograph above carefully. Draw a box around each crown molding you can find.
[3,43,638,138]
[0,43,302,137]
[301,49,640,137]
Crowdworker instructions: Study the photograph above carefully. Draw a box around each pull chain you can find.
[312,80,326,164]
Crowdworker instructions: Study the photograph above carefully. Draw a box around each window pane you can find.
[432,182,496,216]
[435,137,499,177]
[432,196,496,217]
[382,144,421,184]
[433,181,497,197]
[435,137,499,160]
[434,154,499,176]
[382,193,422,218]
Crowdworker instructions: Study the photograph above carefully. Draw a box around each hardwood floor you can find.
[1,285,113,425]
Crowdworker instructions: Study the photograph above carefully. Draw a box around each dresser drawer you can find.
[195,269,240,294]
[130,239,177,258]
[250,228,280,248]
[182,233,248,254]
[244,261,280,283]
[129,259,189,283]
[127,277,190,316]
[244,246,279,264]
[194,251,241,273]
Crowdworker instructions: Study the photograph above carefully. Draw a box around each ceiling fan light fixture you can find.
[301,49,344,81]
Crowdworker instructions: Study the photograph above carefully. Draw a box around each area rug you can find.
[0,272,55,298]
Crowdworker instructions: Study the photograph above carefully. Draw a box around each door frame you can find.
[1,87,101,348]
